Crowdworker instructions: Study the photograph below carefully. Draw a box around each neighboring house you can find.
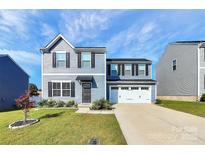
[40,34,156,104]
[0,54,29,111]
[156,41,205,101]
[106,59,156,103]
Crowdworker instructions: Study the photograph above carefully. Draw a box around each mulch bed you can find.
[9,119,39,129]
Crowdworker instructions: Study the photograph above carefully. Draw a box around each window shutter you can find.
[78,53,81,68]
[52,52,56,68]
[122,64,125,76]
[71,82,75,97]
[48,82,52,97]
[136,64,138,76]
[107,64,111,76]
[146,64,149,76]
[118,64,121,75]
[132,64,134,76]
[91,53,95,68]
[66,52,70,68]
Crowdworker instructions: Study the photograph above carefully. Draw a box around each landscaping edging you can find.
[9,119,39,129]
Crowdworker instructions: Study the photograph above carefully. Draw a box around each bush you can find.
[38,99,48,107]
[90,98,112,110]
[46,99,56,107]
[65,100,75,107]
[55,100,65,107]
[200,94,205,102]
[155,99,162,104]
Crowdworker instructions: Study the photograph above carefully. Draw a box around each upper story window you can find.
[56,52,66,68]
[111,64,118,76]
[172,59,177,71]
[124,64,132,76]
[81,52,91,68]
[138,64,145,75]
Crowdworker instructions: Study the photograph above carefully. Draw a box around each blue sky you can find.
[1,9,205,88]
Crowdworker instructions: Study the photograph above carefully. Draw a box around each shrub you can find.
[55,100,65,107]
[65,100,75,107]
[38,99,48,107]
[200,94,205,102]
[155,99,162,104]
[90,98,112,110]
[46,99,56,107]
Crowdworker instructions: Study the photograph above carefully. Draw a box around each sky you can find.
[1,9,205,88]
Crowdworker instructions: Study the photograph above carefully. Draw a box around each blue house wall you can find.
[0,55,29,111]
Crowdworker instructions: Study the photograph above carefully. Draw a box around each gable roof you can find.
[0,54,29,77]
[40,34,106,53]
[40,34,75,53]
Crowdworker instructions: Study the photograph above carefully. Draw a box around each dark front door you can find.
[82,83,91,103]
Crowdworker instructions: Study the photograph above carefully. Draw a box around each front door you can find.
[82,83,91,103]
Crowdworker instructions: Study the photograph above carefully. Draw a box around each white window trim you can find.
[138,64,146,76]
[111,64,118,76]
[81,51,91,68]
[51,80,71,97]
[172,59,177,71]
[124,64,132,76]
[56,51,66,68]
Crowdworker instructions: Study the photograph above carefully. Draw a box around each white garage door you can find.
[110,86,151,103]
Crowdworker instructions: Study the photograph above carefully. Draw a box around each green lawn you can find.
[0,109,126,145]
[157,100,205,117]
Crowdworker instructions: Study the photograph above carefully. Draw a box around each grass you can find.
[0,109,126,145]
[157,100,205,117]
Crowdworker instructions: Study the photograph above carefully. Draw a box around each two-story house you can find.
[156,41,205,101]
[40,34,156,104]
[40,34,106,104]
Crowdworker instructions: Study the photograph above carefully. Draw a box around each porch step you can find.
[78,103,91,108]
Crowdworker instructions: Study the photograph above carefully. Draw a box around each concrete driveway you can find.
[114,104,205,144]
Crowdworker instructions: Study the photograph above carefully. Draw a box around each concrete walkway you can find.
[114,104,205,145]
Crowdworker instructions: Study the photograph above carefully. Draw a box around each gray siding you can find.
[0,56,29,111]
[43,75,105,103]
[43,39,105,74]
[156,44,198,96]
[107,62,152,80]
[199,48,205,95]
[42,38,106,103]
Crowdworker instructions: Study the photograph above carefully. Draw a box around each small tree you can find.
[29,83,39,96]
[16,91,35,123]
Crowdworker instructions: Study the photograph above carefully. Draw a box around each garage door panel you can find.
[110,86,151,103]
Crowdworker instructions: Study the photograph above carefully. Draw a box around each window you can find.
[62,82,71,97]
[111,64,118,76]
[141,87,149,90]
[52,82,71,97]
[138,64,145,75]
[124,64,132,75]
[81,52,91,68]
[111,87,119,90]
[53,82,61,96]
[56,52,66,68]
[121,87,129,90]
[172,59,177,71]
[131,87,139,90]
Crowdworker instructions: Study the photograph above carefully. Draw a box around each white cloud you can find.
[0,49,41,65]
[41,23,56,39]
[60,10,125,44]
